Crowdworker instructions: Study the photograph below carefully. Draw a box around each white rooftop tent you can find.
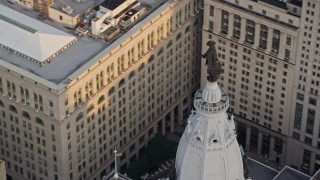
[0,4,77,64]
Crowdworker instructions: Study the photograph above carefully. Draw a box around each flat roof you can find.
[0,4,77,64]
[248,158,279,180]
[51,0,105,17]
[100,0,127,10]
[289,0,302,7]
[247,158,311,180]
[0,0,163,89]
[273,166,311,180]
[260,0,288,10]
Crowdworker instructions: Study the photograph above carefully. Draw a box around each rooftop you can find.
[0,0,164,88]
[248,158,279,180]
[51,0,105,17]
[260,0,288,10]
[103,171,132,180]
[274,166,311,180]
[248,158,311,180]
[100,0,127,10]
[0,4,77,64]
[288,0,303,7]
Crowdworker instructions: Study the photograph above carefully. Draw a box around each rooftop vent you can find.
[62,5,73,14]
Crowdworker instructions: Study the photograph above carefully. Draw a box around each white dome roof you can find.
[175,81,244,180]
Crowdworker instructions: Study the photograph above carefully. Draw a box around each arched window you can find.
[176,33,182,41]
[148,55,155,63]
[9,105,17,113]
[0,100,4,107]
[138,63,145,71]
[87,104,94,113]
[185,26,190,33]
[118,79,125,87]
[157,47,164,56]
[76,112,84,122]
[22,111,31,120]
[108,87,115,96]
[129,71,135,79]
[98,95,105,104]
[35,117,44,126]
[167,40,173,48]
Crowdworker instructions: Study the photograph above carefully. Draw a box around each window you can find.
[271,29,280,54]
[129,71,135,79]
[138,63,145,71]
[185,26,190,33]
[7,80,16,99]
[306,109,315,134]
[148,55,154,63]
[108,87,115,96]
[176,33,182,41]
[157,47,164,55]
[293,132,300,140]
[87,104,94,113]
[309,97,317,106]
[233,15,241,39]
[296,93,304,101]
[20,87,30,105]
[294,103,303,130]
[59,15,63,21]
[98,95,105,105]
[245,19,255,44]
[76,112,84,122]
[220,10,229,34]
[33,93,43,111]
[118,79,125,87]
[35,117,44,126]
[285,49,290,60]
[84,80,93,100]
[286,36,292,46]
[167,40,173,50]
[209,21,214,32]
[209,5,214,16]
[305,137,312,144]
[22,111,30,120]
[9,105,17,113]
[49,100,53,107]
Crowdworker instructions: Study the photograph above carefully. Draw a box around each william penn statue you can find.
[202,41,223,82]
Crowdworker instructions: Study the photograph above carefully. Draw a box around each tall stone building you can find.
[0,0,202,179]
[202,0,302,172]
[288,0,320,175]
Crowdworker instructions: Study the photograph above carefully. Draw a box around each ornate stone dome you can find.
[175,80,244,180]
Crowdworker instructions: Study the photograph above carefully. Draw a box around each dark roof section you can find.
[100,0,126,10]
[247,159,278,180]
[289,0,303,7]
[113,0,139,19]
[260,0,287,10]
[274,166,311,180]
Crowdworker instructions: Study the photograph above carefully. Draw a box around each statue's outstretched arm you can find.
[202,51,208,58]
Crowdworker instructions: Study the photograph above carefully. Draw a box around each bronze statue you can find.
[202,41,223,82]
